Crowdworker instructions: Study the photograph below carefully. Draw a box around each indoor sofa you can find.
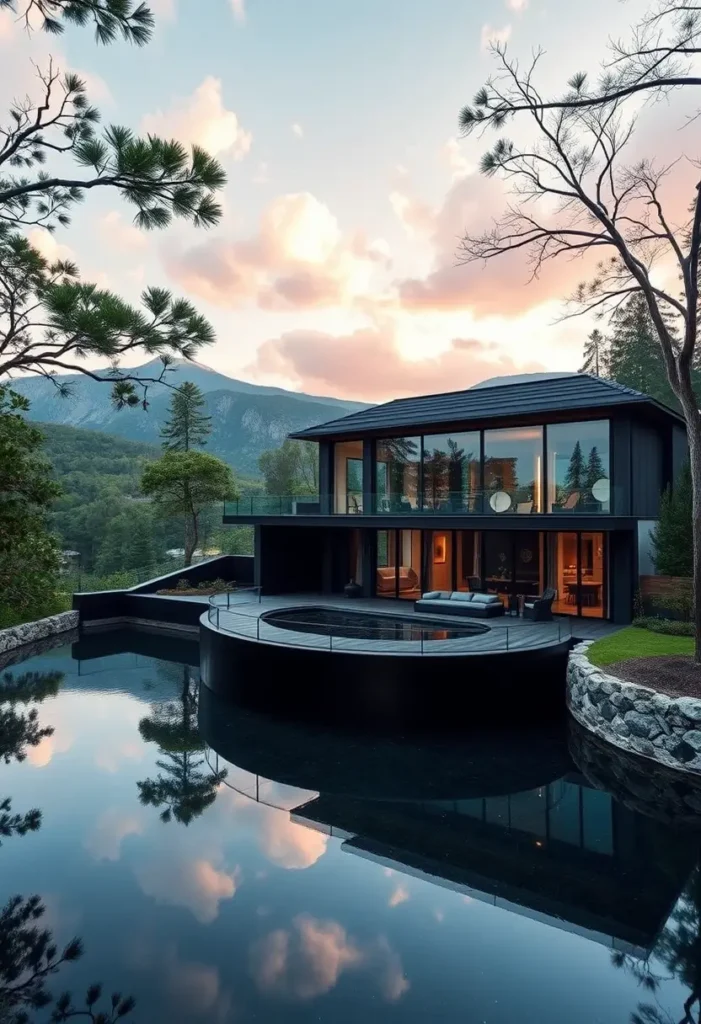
[414,591,505,618]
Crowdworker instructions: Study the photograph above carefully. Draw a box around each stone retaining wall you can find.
[567,641,701,775]
[0,611,79,656]
[568,719,701,829]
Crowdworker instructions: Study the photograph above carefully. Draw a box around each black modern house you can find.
[223,372,687,624]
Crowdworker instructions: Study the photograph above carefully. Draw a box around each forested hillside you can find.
[15,358,368,476]
[39,423,254,572]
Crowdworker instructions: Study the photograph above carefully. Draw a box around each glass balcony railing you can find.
[224,495,321,516]
[224,484,616,517]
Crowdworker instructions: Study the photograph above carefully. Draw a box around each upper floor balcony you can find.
[224,479,616,519]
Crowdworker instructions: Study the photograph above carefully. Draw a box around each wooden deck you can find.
[203,593,619,656]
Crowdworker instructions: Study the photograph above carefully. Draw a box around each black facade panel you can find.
[610,531,635,625]
[611,418,632,516]
[319,441,333,515]
[259,525,324,594]
[672,424,689,484]
[631,421,664,517]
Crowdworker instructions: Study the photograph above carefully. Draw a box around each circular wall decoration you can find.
[490,491,512,513]
[591,477,610,504]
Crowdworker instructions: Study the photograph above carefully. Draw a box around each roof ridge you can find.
[580,373,645,398]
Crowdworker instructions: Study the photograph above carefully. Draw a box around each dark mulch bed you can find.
[606,656,701,698]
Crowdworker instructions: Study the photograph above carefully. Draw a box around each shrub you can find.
[633,616,695,637]
[654,593,693,621]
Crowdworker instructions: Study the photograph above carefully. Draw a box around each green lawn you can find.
[587,626,695,667]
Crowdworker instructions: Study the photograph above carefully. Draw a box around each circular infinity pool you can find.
[261,606,489,642]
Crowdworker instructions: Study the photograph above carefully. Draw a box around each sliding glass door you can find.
[547,531,606,618]
[483,532,542,606]
[376,529,422,599]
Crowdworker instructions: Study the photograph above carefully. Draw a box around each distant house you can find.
[222,373,687,623]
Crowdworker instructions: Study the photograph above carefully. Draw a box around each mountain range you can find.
[13,358,369,476]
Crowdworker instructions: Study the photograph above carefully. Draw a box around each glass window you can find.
[547,420,610,513]
[582,787,614,855]
[548,781,582,847]
[375,437,420,513]
[484,427,543,513]
[422,432,480,512]
[334,440,363,513]
[508,788,547,837]
[456,530,481,591]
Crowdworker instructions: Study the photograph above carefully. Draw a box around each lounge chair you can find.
[523,587,556,621]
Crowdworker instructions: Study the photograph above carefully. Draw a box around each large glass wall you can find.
[376,437,420,513]
[547,420,610,513]
[374,527,608,616]
[422,432,480,513]
[423,780,614,855]
[360,420,610,516]
[334,440,363,514]
[483,427,543,514]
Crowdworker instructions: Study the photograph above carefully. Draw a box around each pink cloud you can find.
[388,885,410,908]
[84,808,144,861]
[165,192,390,311]
[249,915,409,1003]
[396,172,603,317]
[249,325,545,402]
[230,0,246,22]
[390,190,435,237]
[136,855,239,923]
[141,76,251,159]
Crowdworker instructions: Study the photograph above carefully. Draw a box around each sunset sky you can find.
[0,0,688,401]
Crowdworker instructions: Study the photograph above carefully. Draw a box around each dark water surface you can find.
[261,606,488,641]
[2,629,701,1023]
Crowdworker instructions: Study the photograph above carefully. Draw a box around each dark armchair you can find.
[466,575,484,593]
[523,587,556,621]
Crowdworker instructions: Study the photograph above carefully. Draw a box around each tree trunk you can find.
[184,515,198,567]
[679,392,701,664]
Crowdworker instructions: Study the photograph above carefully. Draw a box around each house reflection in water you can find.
[215,760,698,960]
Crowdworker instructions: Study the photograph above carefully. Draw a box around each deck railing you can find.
[206,596,572,654]
[224,486,615,517]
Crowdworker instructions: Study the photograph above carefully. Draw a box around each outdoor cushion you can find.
[471,594,501,605]
[449,592,473,602]
[422,591,441,600]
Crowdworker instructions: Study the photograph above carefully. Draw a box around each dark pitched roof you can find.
[290,373,683,439]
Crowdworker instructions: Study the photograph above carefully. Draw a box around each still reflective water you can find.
[2,629,701,1023]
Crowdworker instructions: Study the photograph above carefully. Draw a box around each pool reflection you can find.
[0,629,700,1023]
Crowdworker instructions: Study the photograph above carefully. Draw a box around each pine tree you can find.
[137,667,226,825]
[160,382,212,453]
[607,295,681,409]
[651,462,693,577]
[565,441,585,491]
[580,329,608,376]
[585,446,606,489]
